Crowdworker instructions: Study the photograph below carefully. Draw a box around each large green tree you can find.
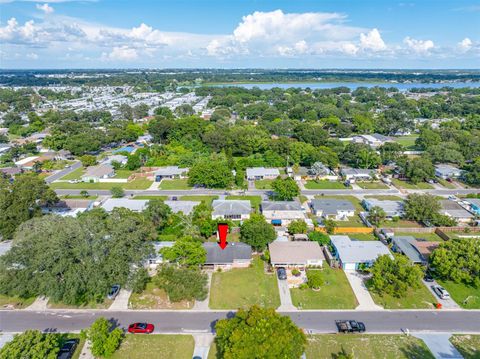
[215,306,307,359]
[154,265,208,302]
[272,177,300,201]
[369,254,423,297]
[188,156,234,188]
[0,174,58,239]
[404,193,440,223]
[160,236,207,267]
[430,238,480,286]
[240,214,276,251]
[82,317,123,358]
[0,209,155,304]
[0,330,60,359]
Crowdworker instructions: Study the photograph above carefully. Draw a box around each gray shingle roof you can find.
[392,236,425,263]
[203,242,252,264]
[261,201,302,212]
[310,199,355,215]
[212,200,252,216]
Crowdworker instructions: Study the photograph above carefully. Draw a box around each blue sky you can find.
[1,0,479,69]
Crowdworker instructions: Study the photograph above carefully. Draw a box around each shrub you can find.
[154,265,208,302]
[307,270,323,290]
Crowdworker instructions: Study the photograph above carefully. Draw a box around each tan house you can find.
[269,241,325,268]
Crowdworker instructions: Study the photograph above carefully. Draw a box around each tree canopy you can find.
[272,177,300,201]
[215,306,307,359]
[240,214,276,251]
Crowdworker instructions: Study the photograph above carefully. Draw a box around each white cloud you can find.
[403,36,434,53]
[36,3,54,14]
[26,52,38,59]
[359,28,386,51]
[458,37,472,51]
[103,46,138,61]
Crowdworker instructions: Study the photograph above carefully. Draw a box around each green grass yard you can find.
[128,281,193,309]
[394,231,443,242]
[0,294,36,309]
[450,335,480,359]
[133,195,168,200]
[367,281,436,309]
[437,280,480,309]
[305,334,434,359]
[159,178,192,190]
[305,180,349,189]
[315,195,364,212]
[254,179,274,189]
[50,177,152,190]
[179,195,219,206]
[356,182,390,189]
[60,194,98,200]
[364,195,404,201]
[380,220,423,228]
[60,167,84,180]
[291,267,357,309]
[393,135,419,150]
[113,169,134,178]
[226,195,262,211]
[209,257,280,309]
[391,179,433,189]
[111,335,194,359]
[438,178,457,189]
[347,232,377,240]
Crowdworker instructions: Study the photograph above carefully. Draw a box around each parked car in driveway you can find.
[276,267,287,280]
[57,338,79,359]
[423,272,434,282]
[432,285,450,299]
[128,322,154,334]
[107,284,120,300]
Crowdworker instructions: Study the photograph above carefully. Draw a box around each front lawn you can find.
[0,294,36,309]
[305,180,349,189]
[347,232,377,240]
[437,280,480,309]
[179,195,219,206]
[159,179,192,190]
[380,220,423,228]
[60,167,84,180]
[209,257,280,309]
[129,282,193,309]
[226,195,262,211]
[60,194,98,200]
[290,267,357,309]
[367,281,436,309]
[394,231,443,242]
[113,169,134,179]
[316,195,364,212]
[111,335,195,359]
[364,195,404,201]
[393,135,419,150]
[450,335,480,359]
[356,182,390,189]
[255,179,274,189]
[50,177,152,190]
[306,334,434,359]
[391,179,433,189]
[438,178,456,189]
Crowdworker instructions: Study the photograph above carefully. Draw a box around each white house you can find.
[330,235,392,271]
[435,164,463,179]
[362,198,404,218]
[310,199,355,221]
[260,201,306,226]
[352,133,393,148]
[246,167,280,180]
[340,168,376,181]
[154,166,189,182]
[81,164,115,183]
[212,200,252,220]
[101,198,148,212]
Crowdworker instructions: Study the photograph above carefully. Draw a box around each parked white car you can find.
[432,285,450,299]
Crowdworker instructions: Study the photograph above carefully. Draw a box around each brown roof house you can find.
[81,164,115,183]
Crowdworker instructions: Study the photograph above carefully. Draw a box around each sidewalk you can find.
[344,271,383,311]
[414,333,463,359]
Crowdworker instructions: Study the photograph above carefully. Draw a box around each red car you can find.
[128,322,154,334]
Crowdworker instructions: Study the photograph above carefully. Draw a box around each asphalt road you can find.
[2,310,480,334]
[53,187,480,198]
[45,161,82,184]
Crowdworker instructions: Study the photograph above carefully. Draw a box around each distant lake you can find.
[212,81,480,91]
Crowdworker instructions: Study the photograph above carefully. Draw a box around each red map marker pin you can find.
[217,223,228,250]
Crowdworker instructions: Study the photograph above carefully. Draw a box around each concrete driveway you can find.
[423,280,460,309]
[414,333,463,359]
[344,271,383,311]
[192,334,214,359]
[108,289,132,310]
[45,161,82,183]
[277,277,296,311]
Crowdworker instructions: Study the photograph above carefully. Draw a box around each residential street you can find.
[45,161,82,184]
[1,310,480,334]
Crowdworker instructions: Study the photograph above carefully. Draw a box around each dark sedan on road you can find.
[128,322,155,334]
